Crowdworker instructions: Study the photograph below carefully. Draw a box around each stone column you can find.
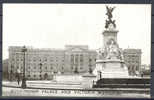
[78,54,80,71]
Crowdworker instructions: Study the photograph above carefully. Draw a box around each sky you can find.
[3,4,151,65]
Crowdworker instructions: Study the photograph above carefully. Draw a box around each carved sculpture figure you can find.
[105,6,116,29]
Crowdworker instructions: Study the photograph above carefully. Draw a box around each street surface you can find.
[2,80,150,98]
[2,87,150,98]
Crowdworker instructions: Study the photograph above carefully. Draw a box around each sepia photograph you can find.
[2,4,151,98]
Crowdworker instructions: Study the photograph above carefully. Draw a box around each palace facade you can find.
[8,45,97,80]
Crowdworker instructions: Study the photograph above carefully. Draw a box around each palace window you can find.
[89,58,92,62]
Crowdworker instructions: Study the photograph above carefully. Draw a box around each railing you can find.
[92,78,150,88]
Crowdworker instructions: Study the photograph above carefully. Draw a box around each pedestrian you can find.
[17,68,21,85]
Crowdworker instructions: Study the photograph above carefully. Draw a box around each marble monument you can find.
[93,6,129,78]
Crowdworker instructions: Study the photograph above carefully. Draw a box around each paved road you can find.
[2,87,150,98]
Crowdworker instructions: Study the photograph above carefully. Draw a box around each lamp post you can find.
[21,46,27,88]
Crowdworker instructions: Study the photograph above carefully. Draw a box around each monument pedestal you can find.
[93,59,129,79]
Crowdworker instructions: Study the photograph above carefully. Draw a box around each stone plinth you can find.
[93,59,129,79]
[103,29,119,47]
[82,73,96,89]
[55,74,83,82]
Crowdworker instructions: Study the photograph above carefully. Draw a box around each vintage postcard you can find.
[2,4,151,98]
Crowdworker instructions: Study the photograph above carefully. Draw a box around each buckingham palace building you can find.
[7,45,142,80]
[8,45,97,80]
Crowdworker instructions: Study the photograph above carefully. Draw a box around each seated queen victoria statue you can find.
[106,39,120,60]
[97,38,123,60]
